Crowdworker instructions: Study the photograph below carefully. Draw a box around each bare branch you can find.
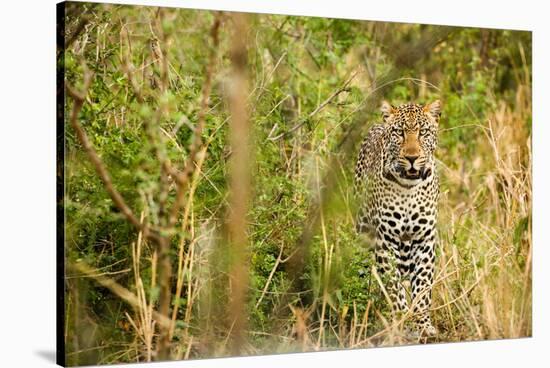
[168,13,222,226]
[68,261,171,329]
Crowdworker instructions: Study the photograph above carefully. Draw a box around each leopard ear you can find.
[381,101,396,122]
[424,100,441,123]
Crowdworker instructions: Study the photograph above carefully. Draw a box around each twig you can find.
[268,68,361,141]
[255,243,284,309]
[431,272,485,312]
[65,268,131,279]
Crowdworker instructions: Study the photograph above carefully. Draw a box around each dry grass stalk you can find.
[124,211,157,362]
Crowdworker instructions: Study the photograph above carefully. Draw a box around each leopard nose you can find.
[405,155,419,166]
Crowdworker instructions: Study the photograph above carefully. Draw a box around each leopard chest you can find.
[374,178,438,248]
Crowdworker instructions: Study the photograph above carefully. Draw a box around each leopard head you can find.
[381,100,441,187]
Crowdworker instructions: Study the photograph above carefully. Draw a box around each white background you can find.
[0,0,548,367]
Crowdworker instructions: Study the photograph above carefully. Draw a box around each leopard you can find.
[354,100,441,337]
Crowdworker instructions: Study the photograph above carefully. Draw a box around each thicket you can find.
[61,3,531,365]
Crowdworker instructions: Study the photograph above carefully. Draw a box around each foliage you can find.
[62,3,531,365]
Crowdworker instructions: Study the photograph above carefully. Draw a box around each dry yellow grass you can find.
[62,4,531,364]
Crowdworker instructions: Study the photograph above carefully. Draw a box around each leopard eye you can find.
[392,127,404,137]
[420,128,429,136]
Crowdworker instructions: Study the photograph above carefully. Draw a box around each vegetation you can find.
[61,2,532,365]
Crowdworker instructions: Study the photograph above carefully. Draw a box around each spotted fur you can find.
[355,100,441,337]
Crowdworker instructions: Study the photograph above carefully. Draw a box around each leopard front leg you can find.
[375,232,408,318]
[410,231,437,337]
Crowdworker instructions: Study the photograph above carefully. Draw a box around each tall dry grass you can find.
[63,4,531,363]
[433,85,532,341]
